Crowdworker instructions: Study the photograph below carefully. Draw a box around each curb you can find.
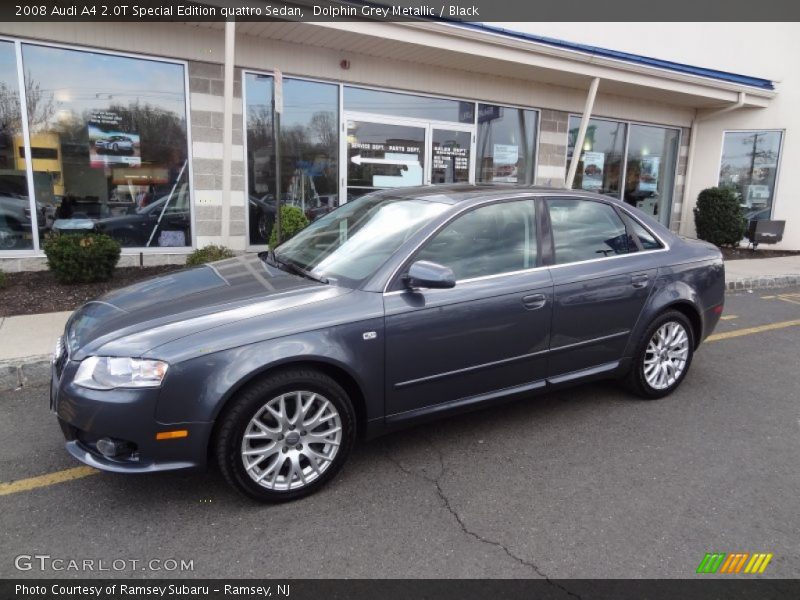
[725,274,800,292]
[0,355,51,393]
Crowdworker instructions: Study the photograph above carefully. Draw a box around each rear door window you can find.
[546,198,632,264]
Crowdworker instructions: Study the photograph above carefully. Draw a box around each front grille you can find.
[54,337,68,379]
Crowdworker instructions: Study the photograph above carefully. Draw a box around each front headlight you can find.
[74,356,169,390]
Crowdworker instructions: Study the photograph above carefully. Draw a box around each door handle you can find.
[631,274,649,289]
[522,293,547,310]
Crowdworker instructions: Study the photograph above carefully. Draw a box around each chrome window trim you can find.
[381,192,671,296]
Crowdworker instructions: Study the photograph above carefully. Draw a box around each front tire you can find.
[215,368,355,502]
[624,310,695,399]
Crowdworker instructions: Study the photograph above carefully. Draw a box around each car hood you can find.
[65,254,350,360]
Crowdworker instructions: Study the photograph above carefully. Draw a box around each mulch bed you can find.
[0,266,183,317]
[719,247,800,261]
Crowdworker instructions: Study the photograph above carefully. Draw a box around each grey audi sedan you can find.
[51,185,725,501]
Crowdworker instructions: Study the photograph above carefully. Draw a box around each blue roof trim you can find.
[451,22,774,91]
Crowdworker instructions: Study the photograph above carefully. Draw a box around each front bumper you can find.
[52,359,213,473]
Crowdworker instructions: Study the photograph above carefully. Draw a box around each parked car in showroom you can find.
[51,185,725,501]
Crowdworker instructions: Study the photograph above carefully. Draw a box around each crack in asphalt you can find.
[381,440,582,600]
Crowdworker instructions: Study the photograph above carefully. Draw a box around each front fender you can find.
[154,318,385,426]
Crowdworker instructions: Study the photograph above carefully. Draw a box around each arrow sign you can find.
[351,154,419,166]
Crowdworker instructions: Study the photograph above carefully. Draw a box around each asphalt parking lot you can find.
[1,287,799,580]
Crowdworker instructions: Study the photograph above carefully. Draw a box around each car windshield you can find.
[273,193,450,287]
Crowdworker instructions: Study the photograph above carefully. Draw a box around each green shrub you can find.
[186,244,235,266]
[269,205,310,248]
[693,186,746,247]
[43,233,121,284]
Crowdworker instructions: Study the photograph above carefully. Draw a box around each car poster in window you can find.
[581,151,605,191]
[88,111,141,168]
[492,144,518,182]
[638,156,660,193]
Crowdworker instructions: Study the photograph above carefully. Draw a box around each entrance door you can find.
[345,118,426,202]
[430,127,473,184]
[343,115,475,201]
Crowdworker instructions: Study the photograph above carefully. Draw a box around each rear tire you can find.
[215,368,355,502]
[624,310,695,399]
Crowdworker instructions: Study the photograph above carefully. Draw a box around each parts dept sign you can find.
[349,141,423,187]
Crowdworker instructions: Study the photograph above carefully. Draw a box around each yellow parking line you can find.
[778,293,800,305]
[0,466,98,497]
[706,319,800,342]
[719,315,738,321]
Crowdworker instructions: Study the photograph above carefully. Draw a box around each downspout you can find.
[566,77,600,188]
[678,91,746,234]
[220,20,236,246]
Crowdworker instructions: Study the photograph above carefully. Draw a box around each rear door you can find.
[384,198,553,419]
[544,197,658,379]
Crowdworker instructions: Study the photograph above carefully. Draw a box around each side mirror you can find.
[405,260,456,290]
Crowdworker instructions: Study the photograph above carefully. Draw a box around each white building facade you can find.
[0,20,794,272]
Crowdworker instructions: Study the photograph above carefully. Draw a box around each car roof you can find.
[375,184,622,205]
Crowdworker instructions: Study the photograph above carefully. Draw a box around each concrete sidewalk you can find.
[1,256,799,392]
[723,255,800,290]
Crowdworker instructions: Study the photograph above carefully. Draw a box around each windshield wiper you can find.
[264,249,329,285]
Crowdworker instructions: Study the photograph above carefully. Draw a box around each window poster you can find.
[638,156,660,193]
[581,151,605,191]
[492,143,518,182]
[88,111,141,168]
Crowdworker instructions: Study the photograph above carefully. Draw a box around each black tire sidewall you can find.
[629,310,695,399]
[216,369,355,502]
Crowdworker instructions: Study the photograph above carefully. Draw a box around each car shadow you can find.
[81,378,647,506]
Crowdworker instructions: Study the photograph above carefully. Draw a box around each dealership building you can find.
[0,19,795,271]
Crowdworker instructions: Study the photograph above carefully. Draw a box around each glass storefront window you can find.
[567,117,626,198]
[0,41,35,250]
[244,74,339,245]
[344,87,474,124]
[431,129,471,184]
[21,44,191,248]
[346,120,425,200]
[623,124,680,225]
[719,130,783,220]
[476,104,537,184]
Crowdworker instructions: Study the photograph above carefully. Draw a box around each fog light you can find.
[96,437,133,458]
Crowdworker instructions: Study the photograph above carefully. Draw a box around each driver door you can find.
[383,198,553,420]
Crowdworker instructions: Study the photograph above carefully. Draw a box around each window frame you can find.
[475,103,541,186]
[717,128,785,221]
[0,34,196,257]
[242,69,342,250]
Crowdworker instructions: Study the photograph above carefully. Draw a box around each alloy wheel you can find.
[643,321,690,390]
[241,391,342,491]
